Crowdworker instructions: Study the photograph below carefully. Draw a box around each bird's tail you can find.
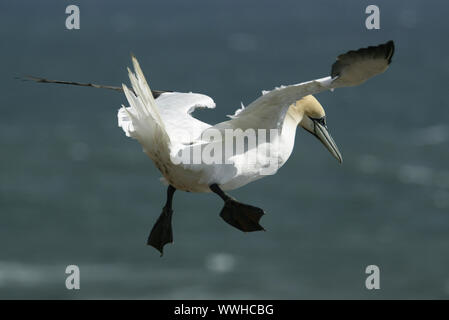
[118,56,171,160]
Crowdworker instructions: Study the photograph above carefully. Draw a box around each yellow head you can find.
[289,95,342,163]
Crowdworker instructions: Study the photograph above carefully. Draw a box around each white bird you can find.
[27,41,395,255]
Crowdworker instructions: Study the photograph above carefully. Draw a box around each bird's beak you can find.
[312,120,343,163]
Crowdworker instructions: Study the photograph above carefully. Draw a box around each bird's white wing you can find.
[216,41,395,131]
[119,91,215,145]
[222,77,333,131]
[156,92,216,144]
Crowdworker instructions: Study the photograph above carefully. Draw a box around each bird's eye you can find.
[311,116,326,127]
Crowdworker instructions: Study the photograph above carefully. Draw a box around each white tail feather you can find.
[118,57,171,159]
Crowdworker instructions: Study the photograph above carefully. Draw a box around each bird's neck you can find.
[286,104,304,125]
[277,109,302,164]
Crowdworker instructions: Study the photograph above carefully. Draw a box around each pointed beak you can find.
[312,120,343,163]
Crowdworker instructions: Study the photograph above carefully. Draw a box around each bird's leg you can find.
[147,185,176,256]
[210,184,265,232]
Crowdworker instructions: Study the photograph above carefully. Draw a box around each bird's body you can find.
[118,64,334,193]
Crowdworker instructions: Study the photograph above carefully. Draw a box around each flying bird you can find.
[27,41,395,255]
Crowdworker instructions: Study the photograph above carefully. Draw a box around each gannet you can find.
[26,41,395,255]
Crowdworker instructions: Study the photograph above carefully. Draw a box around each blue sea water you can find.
[0,0,448,299]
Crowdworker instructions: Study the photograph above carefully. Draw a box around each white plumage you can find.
[118,41,394,193]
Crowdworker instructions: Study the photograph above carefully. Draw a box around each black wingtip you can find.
[385,40,395,64]
[331,40,396,78]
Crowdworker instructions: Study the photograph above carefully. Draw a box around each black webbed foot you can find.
[147,185,176,256]
[220,199,265,232]
[147,206,173,256]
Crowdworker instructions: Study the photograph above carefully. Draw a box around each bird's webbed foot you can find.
[220,199,265,232]
[147,205,174,256]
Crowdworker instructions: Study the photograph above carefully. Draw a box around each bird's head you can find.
[291,95,342,163]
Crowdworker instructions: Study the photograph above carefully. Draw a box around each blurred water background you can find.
[1,0,448,299]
